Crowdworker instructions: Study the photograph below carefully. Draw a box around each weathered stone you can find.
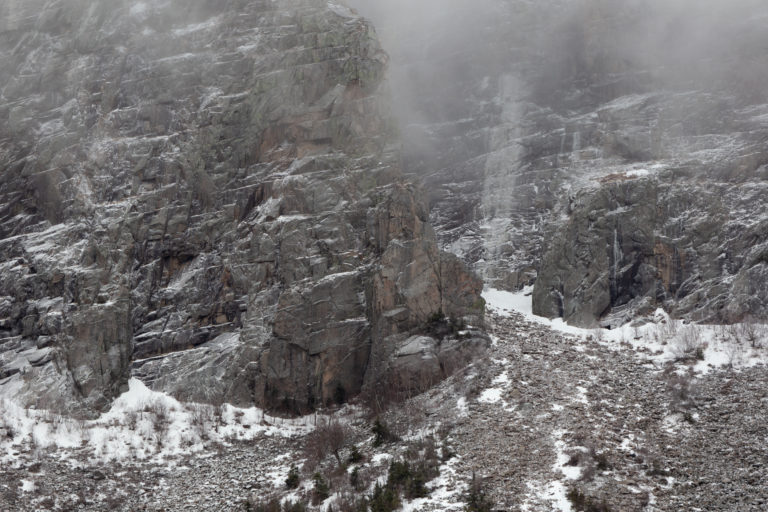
[0,0,486,413]
[534,172,768,326]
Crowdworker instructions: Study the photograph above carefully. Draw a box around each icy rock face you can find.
[528,1,768,326]
[352,0,768,326]
[0,0,486,412]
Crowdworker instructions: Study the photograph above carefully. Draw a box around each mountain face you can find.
[0,0,487,412]
[352,0,768,327]
[2,0,767,414]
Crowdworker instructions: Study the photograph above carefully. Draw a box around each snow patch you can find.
[492,371,510,386]
[456,397,468,416]
[0,378,313,466]
[626,168,650,177]
[553,431,582,481]
[523,480,573,512]
[478,387,503,404]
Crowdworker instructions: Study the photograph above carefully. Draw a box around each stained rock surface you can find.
[0,0,486,412]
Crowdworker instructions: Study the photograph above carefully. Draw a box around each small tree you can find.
[347,444,364,464]
[312,472,331,505]
[283,502,307,512]
[465,473,494,512]
[325,421,348,466]
[368,483,399,512]
[372,419,398,447]
[350,467,361,490]
[305,420,349,467]
[285,466,300,489]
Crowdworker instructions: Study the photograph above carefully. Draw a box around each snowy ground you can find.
[0,378,313,467]
[469,288,768,511]
[2,291,768,510]
[484,287,768,375]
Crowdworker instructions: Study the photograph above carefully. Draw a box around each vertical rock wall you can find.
[0,0,486,413]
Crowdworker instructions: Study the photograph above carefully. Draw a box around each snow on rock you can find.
[19,480,36,493]
[0,378,313,466]
[625,168,650,178]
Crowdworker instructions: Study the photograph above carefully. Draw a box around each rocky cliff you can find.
[0,0,486,413]
[352,0,768,327]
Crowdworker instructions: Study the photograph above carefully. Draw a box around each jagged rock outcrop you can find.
[0,0,486,412]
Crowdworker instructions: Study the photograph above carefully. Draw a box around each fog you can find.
[341,0,768,268]
[347,0,768,117]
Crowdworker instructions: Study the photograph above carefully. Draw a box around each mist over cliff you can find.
[348,0,768,326]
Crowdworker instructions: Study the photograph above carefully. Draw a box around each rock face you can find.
[527,1,768,326]
[351,0,768,326]
[0,0,486,412]
[533,159,768,327]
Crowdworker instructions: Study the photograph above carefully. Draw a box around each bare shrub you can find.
[741,317,766,349]
[189,404,213,440]
[566,487,610,512]
[360,350,471,416]
[0,402,14,440]
[126,410,139,431]
[664,370,697,413]
[0,418,14,440]
[723,341,746,369]
[359,372,404,416]
[245,496,282,512]
[334,492,368,512]
[726,323,744,346]
[304,419,349,468]
[208,395,226,430]
[350,464,376,493]
[672,325,705,361]
[145,400,170,441]
[656,318,679,343]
